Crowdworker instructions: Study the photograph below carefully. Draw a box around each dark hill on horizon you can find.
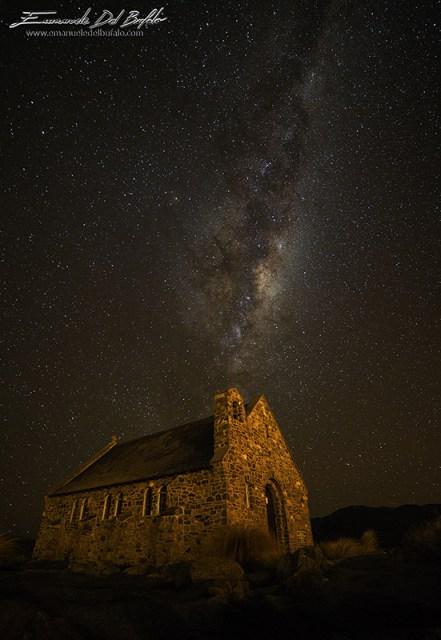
[312,503,441,548]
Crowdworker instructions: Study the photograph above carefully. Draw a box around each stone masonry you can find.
[33,388,312,567]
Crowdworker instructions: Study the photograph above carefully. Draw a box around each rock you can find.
[69,561,121,576]
[285,567,326,591]
[190,556,245,583]
[143,573,171,588]
[246,568,276,588]
[190,557,249,599]
[287,546,329,574]
[97,563,121,576]
[25,559,68,572]
[161,561,192,589]
[68,561,93,574]
[123,563,151,576]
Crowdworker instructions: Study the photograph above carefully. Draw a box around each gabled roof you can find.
[50,415,214,496]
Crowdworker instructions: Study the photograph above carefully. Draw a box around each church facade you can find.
[33,387,313,567]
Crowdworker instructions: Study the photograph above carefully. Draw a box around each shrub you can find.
[360,529,379,552]
[320,529,378,561]
[405,516,441,560]
[0,534,22,561]
[205,525,280,566]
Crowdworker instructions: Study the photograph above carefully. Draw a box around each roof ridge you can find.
[47,436,119,495]
[114,414,214,448]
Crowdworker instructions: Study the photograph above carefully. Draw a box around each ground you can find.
[0,551,440,639]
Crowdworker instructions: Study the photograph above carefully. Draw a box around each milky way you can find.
[179,4,332,381]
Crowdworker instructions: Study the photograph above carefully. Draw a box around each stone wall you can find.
[33,465,228,566]
[215,388,313,551]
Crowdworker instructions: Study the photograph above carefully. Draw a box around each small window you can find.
[102,495,112,520]
[69,500,78,523]
[114,493,122,517]
[158,486,167,514]
[232,400,243,421]
[142,487,153,517]
[79,497,88,521]
[245,483,252,509]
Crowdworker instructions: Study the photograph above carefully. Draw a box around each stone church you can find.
[33,387,312,567]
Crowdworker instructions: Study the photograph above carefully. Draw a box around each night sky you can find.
[2,1,440,537]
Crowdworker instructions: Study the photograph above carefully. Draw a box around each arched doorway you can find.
[265,481,288,550]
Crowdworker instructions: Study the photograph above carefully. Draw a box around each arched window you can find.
[142,487,153,517]
[158,486,167,514]
[265,485,278,539]
[265,481,289,549]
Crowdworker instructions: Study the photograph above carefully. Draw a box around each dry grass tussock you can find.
[205,525,281,566]
[319,529,379,561]
[0,534,21,560]
[405,516,441,560]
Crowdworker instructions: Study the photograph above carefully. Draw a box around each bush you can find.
[0,533,26,567]
[0,534,21,560]
[405,516,441,560]
[360,529,379,552]
[205,525,280,567]
[320,529,378,561]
